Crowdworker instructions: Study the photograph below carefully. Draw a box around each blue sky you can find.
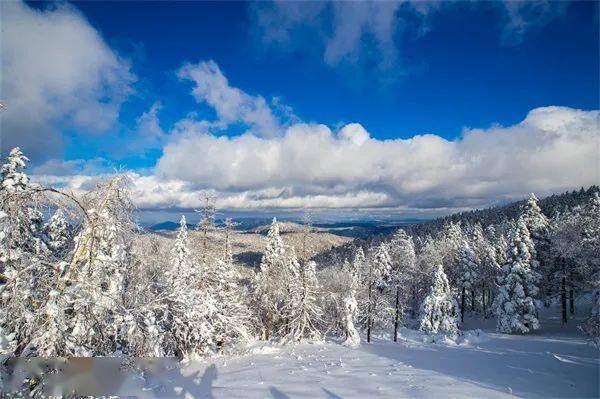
[2,1,599,218]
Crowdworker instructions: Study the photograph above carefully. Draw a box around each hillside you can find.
[154,226,353,268]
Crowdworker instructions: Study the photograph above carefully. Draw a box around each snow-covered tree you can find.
[0,147,30,193]
[196,191,217,261]
[164,215,215,357]
[457,240,479,321]
[44,208,71,258]
[364,243,392,342]
[521,193,551,303]
[494,216,541,334]
[341,252,360,347]
[285,259,322,343]
[388,229,416,341]
[440,222,464,283]
[64,176,134,356]
[256,218,287,340]
[202,233,251,351]
[222,217,236,265]
[419,264,460,335]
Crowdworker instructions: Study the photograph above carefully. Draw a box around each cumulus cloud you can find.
[142,105,598,212]
[0,1,134,160]
[178,61,283,137]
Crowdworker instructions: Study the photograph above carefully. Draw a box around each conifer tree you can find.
[389,229,416,341]
[164,215,215,357]
[365,243,392,342]
[44,208,71,258]
[256,218,287,340]
[0,147,30,192]
[457,240,479,321]
[342,252,360,347]
[419,264,460,335]
[286,259,322,342]
[495,216,541,334]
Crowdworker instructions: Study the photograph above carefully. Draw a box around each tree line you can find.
[1,147,598,359]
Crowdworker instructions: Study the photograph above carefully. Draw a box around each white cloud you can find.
[0,1,134,160]
[178,61,283,137]
[34,105,598,215]
[143,105,598,212]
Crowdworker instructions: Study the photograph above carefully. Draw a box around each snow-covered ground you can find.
[2,309,598,398]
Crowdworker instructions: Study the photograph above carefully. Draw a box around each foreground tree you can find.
[341,252,361,347]
[495,217,541,334]
[285,259,322,342]
[255,218,287,340]
[389,229,416,341]
[457,240,479,322]
[364,243,392,343]
[419,264,460,335]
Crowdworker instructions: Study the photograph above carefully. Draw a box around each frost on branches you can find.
[495,216,541,334]
[0,147,30,193]
[341,249,362,348]
[419,264,460,335]
[164,215,215,358]
[457,240,479,321]
[285,258,323,343]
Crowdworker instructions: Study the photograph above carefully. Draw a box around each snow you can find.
[4,310,595,398]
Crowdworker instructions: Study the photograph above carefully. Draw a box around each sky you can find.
[1,0,599,222]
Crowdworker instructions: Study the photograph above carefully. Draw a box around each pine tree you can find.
[457,240,479,321]
[196,192,217,261]
[0,147,30,193]
[365,243,392,342]
[521,193,551,304]
[342,253,360,347]
[419,264,460,335]
[285,259,322,342]
[389,229,416,341]
[44,208,71,257]
[494,216,541,334]
[256,218,287,340]
[164,215,215,357]
[202,232,251,351]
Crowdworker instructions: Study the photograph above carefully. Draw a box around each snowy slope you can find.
[2,311,598,398]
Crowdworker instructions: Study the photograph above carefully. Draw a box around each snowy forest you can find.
[1,146,599,396]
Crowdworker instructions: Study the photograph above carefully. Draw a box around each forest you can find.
[1,146,598,363]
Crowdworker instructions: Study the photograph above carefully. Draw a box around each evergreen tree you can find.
[164,215,215,357]
[342,253,360,347]
[495,217,541,334]
[256,218,287,340]
[44,208,71,257]
[365,243,391,342]
[0,147,30,192]
[419,265,460,335]
[285,259,322,342]
[389,229,416,341]
[457,240,479,321]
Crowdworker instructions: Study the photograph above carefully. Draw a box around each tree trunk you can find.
[461,287,465,323]
[561,275,567,325]
[471,289,476,312]
[410,285,417,319]
[367,281,373,343]
[482,288,487,318]
[264,315,271,340]
[394,286,400,342]
[569,288,574,318]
